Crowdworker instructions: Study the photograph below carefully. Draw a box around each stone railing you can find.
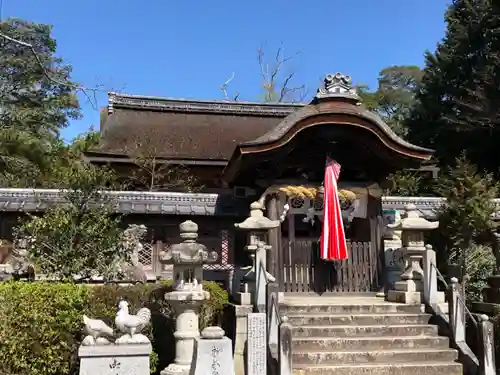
[422,247,496,375]
[385,204,496,375]
[256,258,292,375]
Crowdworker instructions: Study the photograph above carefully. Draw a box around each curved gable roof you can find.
[239,100,433,157]
[222,73,434,183]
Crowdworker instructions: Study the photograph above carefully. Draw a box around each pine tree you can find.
[431,156,498,272]
[406,0,500,174]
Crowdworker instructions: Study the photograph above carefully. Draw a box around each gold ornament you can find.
[278,185,357,203]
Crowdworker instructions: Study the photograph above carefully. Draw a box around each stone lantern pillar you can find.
[387,204,439,304]
[234,201,280,311]
[158,220,217,375]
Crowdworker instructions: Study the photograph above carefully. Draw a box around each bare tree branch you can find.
[219,72,239,101]
[0,31,122,110]
[257,43,307,103]
[125,143,203,193]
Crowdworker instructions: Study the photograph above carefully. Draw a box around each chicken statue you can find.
[115,300,152,344]
[82,315,115,346]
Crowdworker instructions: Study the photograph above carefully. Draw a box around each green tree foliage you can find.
[383,170,424,196]
[46,128,103,188]
[457,244,496,302]
[406,0,500,173]
[0,18,81,187]
[429,157,498,298]
[357,65,423,137]
[15,158,125,281]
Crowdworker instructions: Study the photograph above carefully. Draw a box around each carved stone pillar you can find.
[387,204,439,304]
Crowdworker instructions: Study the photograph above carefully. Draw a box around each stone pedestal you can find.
[79,344,152,375]
[163,299,204,375]
[191,327,235,375]
[387,204,439,304]
[158,220,217,375]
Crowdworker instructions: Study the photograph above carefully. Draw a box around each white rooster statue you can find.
[115,300,152,344]
[82,315,115,346]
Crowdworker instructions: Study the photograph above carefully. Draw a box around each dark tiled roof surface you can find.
[96,108,287,160]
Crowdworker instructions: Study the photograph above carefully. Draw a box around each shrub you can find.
[459,245,496,302]
[0,280,228,375]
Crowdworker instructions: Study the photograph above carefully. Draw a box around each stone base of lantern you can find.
[387,279,423,304]
[234,291,252,305]
[387,279,445,305]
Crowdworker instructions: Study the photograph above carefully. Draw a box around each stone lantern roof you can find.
[234,201,280,230]
[388,204,439,231]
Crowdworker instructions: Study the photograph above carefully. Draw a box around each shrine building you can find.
[82,72,433,294]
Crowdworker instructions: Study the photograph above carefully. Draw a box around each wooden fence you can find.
[280,238,380,293]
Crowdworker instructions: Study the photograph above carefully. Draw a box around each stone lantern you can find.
[158,220,217,375]
[234,201,280,311]
[387,204,439,304]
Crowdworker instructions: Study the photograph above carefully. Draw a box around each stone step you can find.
[292,336,450,351]
[282,303,423,315]
[287,313,432,326]
[292,348,458,365]
[292,362,462,375]
[292,324,438,337]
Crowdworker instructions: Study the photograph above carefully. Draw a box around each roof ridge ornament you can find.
[315,72,361,102]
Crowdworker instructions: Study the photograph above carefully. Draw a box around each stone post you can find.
[387,204,439,304]
[278,316,293,375]
[232,304,253,375]
[423,244,445,305]
[477,315,496,375]
[158,220,218,375]
[448,277,466,342]
[234,201,280,312]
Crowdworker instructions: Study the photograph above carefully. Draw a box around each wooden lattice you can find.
[138,242,153,270]
[201,229,234,271]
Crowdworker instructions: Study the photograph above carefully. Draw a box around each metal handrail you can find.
[431,261,449,289]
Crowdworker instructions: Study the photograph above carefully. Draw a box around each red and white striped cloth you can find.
[320,157,348,261]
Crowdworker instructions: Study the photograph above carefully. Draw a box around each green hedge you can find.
[0,280,228,375]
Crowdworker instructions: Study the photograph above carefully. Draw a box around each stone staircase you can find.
[282,296,462,375]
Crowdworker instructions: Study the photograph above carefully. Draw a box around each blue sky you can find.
[3,0,450,142]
